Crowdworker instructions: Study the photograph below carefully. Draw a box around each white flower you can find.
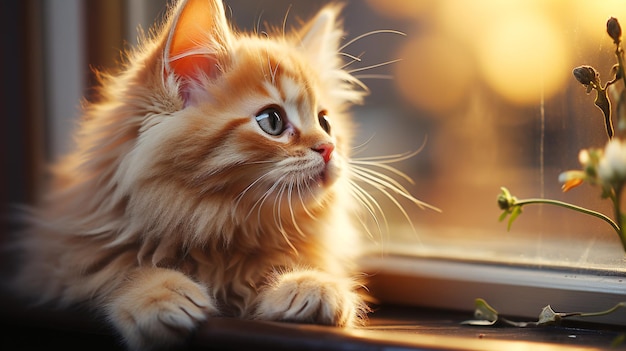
[558,147,602,191]
[597,138,626,183]
[578,149,590,166]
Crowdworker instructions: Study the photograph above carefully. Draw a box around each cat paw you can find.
[254,270,366,327]
[106,268,217,351]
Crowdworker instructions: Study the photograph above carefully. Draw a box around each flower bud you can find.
[497,194,510,210]
[572,65,599,86]
[607,17,621,44]
[497,187,514,211]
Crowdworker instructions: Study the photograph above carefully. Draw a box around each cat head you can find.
[91,0,368,245]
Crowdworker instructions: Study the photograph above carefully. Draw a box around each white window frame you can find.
[360,251,625,326]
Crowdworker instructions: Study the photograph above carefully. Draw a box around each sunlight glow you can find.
[364,0,432,19]
[382,0,577,109]
[394,34,475,114]
[476,13,570,105]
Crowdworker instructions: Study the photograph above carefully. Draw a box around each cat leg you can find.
[104,267,217,351]
[254,269,367,327]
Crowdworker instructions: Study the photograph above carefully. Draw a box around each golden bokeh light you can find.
[394,34,475,114]
[382,0,586,110]
[475,13,570,105]
[364,0,432,20]
[566,0,626,44]
[438,0,537,45]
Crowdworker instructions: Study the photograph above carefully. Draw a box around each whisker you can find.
[282,4,292,38]
[340,52,365,69]
[351,167,414,208]
[246,173,285,221]
[339,29,406,52]
[287,181,307,238]
[234,168,274,211]
[352,167,440,212]
[352,209,378,241]
[226,5,234,25]
[348,181,385,240]
[351,161,414,186]
[350,134,377,157]
[347,59,403,74]
[349,77,370,94]
[352,165,413,193]
[352,139,428,163]
[352,151,415,163]
[339,51,362,63]
[350,202,379,241]
[273,183,284,232]
[255,10,265,35]
[274,180,298,255]
[280,226,298,255]
[297,181,317,220]
[251,187,271,223]
[351,170,419,236]
[273,181,285,231]
[350,141,429,186]
[265,46,276,83]
[353,74,394,80]
[302,174,325,209]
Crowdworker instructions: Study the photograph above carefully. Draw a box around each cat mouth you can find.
[301,170,327,189]
[317,169,329,186]
[284,161,339,195]
[312,164,336,187]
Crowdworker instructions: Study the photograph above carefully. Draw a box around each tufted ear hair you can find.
[297,4,345,66]
[295,4,366,105]
[163,0,232,88]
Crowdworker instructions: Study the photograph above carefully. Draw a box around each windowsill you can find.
[360,252,626,327]
[190,307,624,351]
[1,286,623,350]
[2,236,624,350]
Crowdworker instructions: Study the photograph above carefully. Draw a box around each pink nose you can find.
[313,143,334,163]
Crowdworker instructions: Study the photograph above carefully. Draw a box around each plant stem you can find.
[573,302,626,318]
[617,45,625,88]
[514,198,621,235]
[612,184,626,252]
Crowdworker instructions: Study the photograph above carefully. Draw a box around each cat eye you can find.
[318,110,331,135]
[255,106,285,136]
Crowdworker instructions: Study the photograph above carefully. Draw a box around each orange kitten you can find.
[12,0,433,350]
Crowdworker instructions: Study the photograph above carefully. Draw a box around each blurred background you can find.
[3,0,626,271]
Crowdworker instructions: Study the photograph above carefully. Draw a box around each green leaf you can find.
[460,298,500,326]
[537,305,562,325]
[473,298,499,322]
[498,210,508,222]
[507,206,522,231]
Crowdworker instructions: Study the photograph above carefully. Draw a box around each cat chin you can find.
[314,158,342,187]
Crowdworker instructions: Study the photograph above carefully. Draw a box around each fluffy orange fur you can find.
[11,0,434,350]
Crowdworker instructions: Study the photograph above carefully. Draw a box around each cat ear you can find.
[297,5,344,64]
[164,0,231,84]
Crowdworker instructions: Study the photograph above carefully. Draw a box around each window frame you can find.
[360,251,625,327]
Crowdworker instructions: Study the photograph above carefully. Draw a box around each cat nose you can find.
[312,143,334,163]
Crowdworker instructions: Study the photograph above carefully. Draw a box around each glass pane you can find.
[338,0,626,270]
[50,0,626,272]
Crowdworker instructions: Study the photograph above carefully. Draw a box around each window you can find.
[349,0,626,326]
[39,0,626,327]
